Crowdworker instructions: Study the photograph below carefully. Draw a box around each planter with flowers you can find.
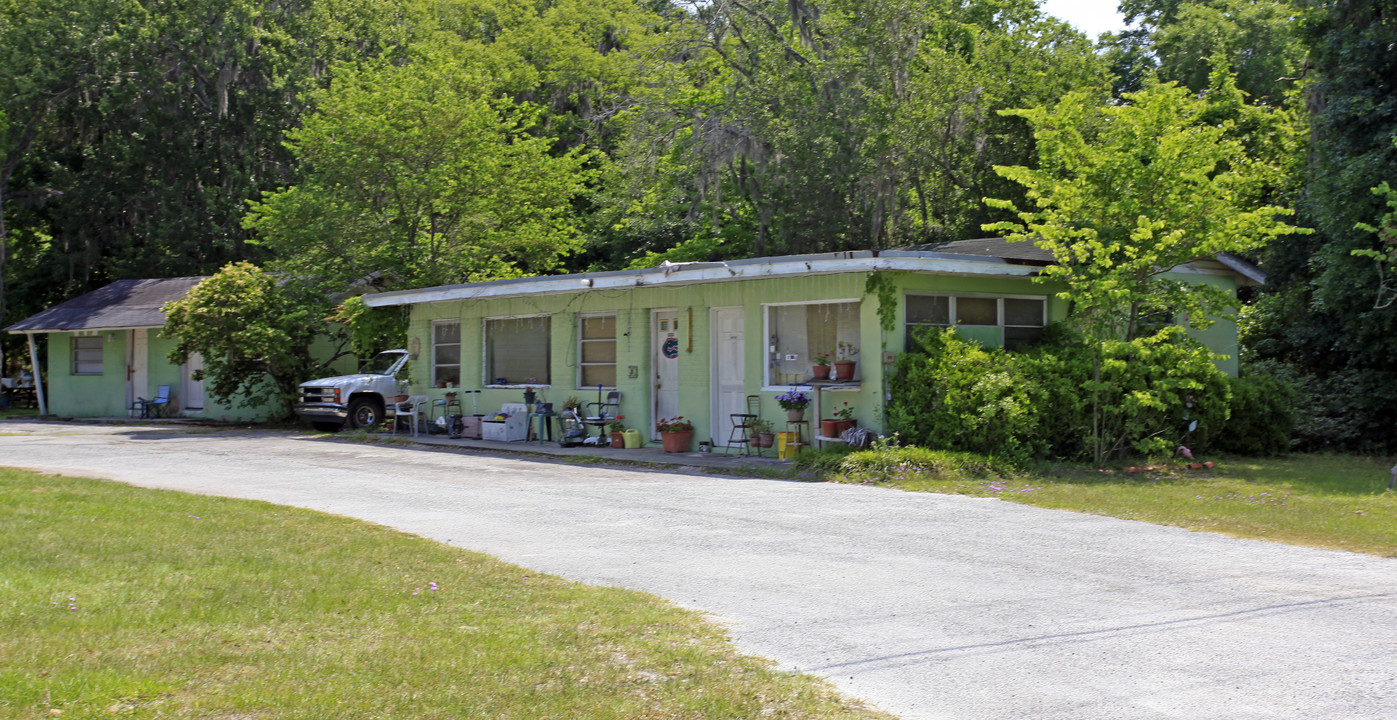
[811,352,832,380]
[775,389,811,422]
[607,417,627,448]
[656,416,695,452]
[833,341,859,381]
[749,418,775,449]
[823,401,857,438]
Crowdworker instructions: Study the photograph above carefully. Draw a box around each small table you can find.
[783,420,809,457]
[529,412,556,444]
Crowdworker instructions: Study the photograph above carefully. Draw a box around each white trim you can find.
[430,319,461,388]
[482,314,551,387]
[763,300,863,387]
[577,311,618,390]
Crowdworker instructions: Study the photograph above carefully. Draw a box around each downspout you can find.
[26,332,47,416]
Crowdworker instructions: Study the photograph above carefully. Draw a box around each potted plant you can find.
[834,341,859,381]
[562,396,582,414]
[607,416,627,448]
[749,418,775,448]
[812,351,832,380]
[522,385,537,406]
[656,416,695,452]
[775,389,810,422]
[832,401,857,436]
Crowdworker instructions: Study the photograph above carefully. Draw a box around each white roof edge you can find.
[1213,253,1267,286]
[7,323,166,335]
[363,254,1040,307]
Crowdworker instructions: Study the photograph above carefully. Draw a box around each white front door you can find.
[652,309,680,439]
[127,329,149,412]
[711,307,746,442]
[183,352,206,412]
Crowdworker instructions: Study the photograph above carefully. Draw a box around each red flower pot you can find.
[610,432,625,448]
[812,365,831,380]
[661,431,692,453]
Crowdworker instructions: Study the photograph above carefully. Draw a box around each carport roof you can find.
[5,277,207,333]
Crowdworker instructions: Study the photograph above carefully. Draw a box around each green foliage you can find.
[1208,371,1296,455]
[1092,327,1231,458]
[985,79,1302,343]
[888,326,1230,463]
[246,54,595,288]
[1351,174,1397,310]
[827,442,1022,483]
[163,262,350,419]
[329,295,409,358]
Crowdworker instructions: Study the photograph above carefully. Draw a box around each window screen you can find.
[72,336,103,375]
[433,321,461,386]
[579,314,617,388]
[486,316,550,385]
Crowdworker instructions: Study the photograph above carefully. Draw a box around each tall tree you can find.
[985,80,1302,462]
[244,54,595,289]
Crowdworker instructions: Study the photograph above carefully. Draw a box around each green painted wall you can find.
[41,328,353,421]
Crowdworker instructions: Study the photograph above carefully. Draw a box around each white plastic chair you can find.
[391,395,430,436]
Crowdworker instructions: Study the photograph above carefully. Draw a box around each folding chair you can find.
[132,385,172,419]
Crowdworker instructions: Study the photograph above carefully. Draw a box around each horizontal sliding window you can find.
[906,294,1046,351]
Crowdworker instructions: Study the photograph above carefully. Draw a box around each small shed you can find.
[5,277,264,419]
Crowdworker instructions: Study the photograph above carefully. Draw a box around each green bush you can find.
[832,442,1020,483]
[1210,371,1296,455]
[887,325,1231,463]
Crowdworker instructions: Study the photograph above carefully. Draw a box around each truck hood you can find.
[299,373,393,389]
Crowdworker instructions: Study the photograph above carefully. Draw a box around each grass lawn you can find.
[0,468,889,720]
[812,450,1397,557]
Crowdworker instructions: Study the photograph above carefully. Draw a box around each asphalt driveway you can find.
[3,422,1394,719]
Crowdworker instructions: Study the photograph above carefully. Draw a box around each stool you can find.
[529,412,556,443]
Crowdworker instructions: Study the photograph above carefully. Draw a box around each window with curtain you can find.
[905,295,1046,351]
[72,336,103,375]
[486,316,550,385]
[766,302,860,385]
[432,321,460,386]
[578,314,616,389]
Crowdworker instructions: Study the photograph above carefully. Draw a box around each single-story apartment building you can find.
[4,277,353,420]
[363,240,1263,448]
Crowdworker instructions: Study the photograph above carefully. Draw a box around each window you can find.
[905,294,1046,351]
[72,335,103,375]
[485,316,550,385]
[578,314,617,389]
[432,321,460,387]
[766,301,860,385]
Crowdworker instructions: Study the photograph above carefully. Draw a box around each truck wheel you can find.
[347,397,383,430]
[311,421,343,432]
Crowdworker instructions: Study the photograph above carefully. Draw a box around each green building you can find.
[364,240,1263,448]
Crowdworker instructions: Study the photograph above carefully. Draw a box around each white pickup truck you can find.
[294,350,409,431]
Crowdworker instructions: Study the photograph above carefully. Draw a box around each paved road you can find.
[4,422,1394,719]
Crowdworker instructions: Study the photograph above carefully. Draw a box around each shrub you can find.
[887,325,1231,463]
[1206,371,1297,455]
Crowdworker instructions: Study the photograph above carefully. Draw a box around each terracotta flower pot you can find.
[752,433,774,448]
[610,431,625,448]
[812,365,831,380]
[661,431,693,453]
[834,419,857,436]
[821,419,840,437]
[833,361,857,380]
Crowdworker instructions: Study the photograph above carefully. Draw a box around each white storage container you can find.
[481,403,528,442]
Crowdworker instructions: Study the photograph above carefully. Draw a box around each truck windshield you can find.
[360,352,404,375]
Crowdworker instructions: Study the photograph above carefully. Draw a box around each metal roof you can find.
[5,277,207,333]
